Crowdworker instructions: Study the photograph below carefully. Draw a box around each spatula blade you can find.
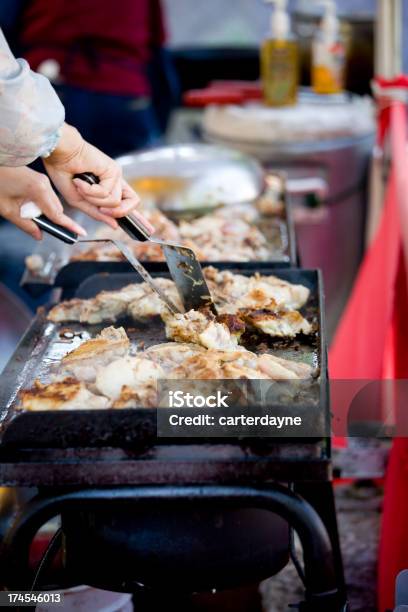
[162,244,217,313]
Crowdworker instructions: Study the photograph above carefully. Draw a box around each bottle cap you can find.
[265,0,290,39]
[319,0,339,42]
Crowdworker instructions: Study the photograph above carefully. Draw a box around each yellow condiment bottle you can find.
[312,0,346,94]
[261,0,299,107]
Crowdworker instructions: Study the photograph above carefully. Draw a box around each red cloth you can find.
[378,101,408,612]
[329,168,401,447]
[328,89,408,609]
[329,85,406,448]
[378,253,408,612]
[19,0,165,96]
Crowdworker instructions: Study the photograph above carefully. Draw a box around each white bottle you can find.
[312,0,346,94]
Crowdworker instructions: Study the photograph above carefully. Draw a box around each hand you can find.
[0,166,86,240]
[44,123,153,232]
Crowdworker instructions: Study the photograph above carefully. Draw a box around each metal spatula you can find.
[75,173,216,313]
[21,206,181,314]
[22,172,216,314]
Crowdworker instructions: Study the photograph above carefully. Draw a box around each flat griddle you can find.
[0,267,329,486]
[20,196,297,297]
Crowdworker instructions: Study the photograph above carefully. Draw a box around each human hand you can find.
[0,166,86,240]
[44,123,153,232]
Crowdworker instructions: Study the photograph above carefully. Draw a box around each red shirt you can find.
[19,0,165,96]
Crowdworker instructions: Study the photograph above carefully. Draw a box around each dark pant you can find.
[55,85,162,158]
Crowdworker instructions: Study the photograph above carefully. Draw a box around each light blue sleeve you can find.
[0,29,65,167]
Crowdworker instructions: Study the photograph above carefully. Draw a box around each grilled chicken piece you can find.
[144,342,206,372]
[215,314,246,341]
[112,384,157,408]
[239,308,312,338]
[204,267,309,310]
[161,309,240,351]
[48,280,182,325]
[258,354,312,379]
[94,356,164,400]
[48,298,85,323]
[19,378,109,411]
[168,350,249,380]
[128,279,183,321]
[48,284,146,324]
[79,285,147,324]
[168,349,277,380]
[60,327,130,382]
[169,348,312,381]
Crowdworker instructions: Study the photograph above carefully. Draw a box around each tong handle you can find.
[29,175,100,244]
[33,215,78,244]
[74,173,152,242]
[30,172,152,244]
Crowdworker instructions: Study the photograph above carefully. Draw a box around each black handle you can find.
[33,215,78,244]
[74,173,151,242]
[32,173,151,245]
[30,174,100,244]
[31,173,99,243]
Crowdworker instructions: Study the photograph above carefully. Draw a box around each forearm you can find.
[0,29,65,166]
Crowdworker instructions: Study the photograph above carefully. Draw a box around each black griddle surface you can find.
[0,267,329,486]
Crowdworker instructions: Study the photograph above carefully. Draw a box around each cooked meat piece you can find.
[257,354,312,380]
[19,378,109,410]
[48,298,86,323]
[161,309,239,351]
[204,267,309,310]
[204,267,251,304]
[79,285,147,324]
[144,342,206,372]
[240,308,312,338]
[94,356,164,400]
[48,280,182,325]
[128,279,183,320]
[48,284,147,324]
[169,348,311,381]
[215,314,246,341]
[245,277,309,310]
[60,327,130,382]
[258,354,312,379]
[112,384,157,408]
[168,349,259,380]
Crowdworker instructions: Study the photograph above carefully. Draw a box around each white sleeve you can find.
[0,29,65,166]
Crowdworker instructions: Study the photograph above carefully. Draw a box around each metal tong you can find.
[25,172,216,314]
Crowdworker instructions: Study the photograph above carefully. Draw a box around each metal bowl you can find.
[117,144,265,217]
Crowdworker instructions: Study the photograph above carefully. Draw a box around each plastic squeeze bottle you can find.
[312,0,346,94]
[261,0,299,106]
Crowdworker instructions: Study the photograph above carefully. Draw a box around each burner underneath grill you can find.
[62,505,289,593]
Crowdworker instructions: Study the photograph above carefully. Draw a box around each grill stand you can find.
[0,484,347,611]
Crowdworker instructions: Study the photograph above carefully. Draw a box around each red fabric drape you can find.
[329,93,408,610]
